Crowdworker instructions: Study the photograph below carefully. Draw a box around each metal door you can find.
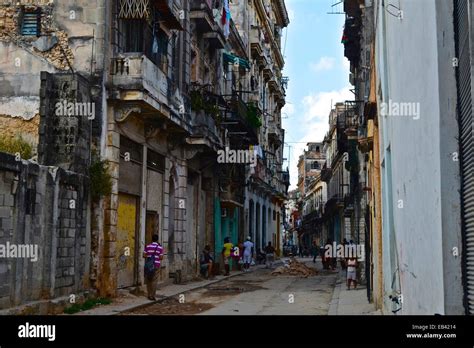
[117,193,138,288]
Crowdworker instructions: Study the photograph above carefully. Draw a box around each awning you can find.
[223,52,251,69]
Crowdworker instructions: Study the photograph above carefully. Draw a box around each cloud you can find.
[342,56,350,71]
[309,56,336,72]
[283,86,353,190]
[287,8,295,21]
[282,103,295,118]
[302,86,353,124]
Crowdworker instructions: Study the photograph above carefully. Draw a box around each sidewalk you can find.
[328,270,381,315]
[75,262,276,315]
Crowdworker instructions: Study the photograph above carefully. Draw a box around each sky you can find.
[280,0,352,189]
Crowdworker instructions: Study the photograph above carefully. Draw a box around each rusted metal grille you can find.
[119,0,150,19]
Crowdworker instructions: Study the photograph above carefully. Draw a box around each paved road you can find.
[129,258,339,315]
[200,261,338,315]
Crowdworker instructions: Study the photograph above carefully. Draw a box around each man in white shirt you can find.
[242,236,254,272]
[346,256,358,290]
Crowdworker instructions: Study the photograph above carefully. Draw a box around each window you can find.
[20,7,41,36]
[147,149,165,173]
[116,1,169,70]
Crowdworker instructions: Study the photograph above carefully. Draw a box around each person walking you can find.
[242,236,254,272]
[143,234,164,301]
[264,242,275,269]
[221,237,233,276]
[311,240,318,263]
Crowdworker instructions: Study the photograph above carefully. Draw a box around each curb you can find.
[328,270,343,315]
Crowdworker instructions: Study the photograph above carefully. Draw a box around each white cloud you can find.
[283,86,353,190]
[282,103,295,118]
[342,56,350,71]
[287,8,295,22]
[309,56,336,72]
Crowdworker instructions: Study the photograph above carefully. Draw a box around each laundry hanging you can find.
[222,0,231,39]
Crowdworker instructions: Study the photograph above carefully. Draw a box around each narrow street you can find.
[127,259,338,315]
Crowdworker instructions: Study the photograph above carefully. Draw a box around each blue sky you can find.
[281,0,352,189]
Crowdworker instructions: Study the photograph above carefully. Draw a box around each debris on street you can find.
[271,258,318,278]
[124,298,214,315]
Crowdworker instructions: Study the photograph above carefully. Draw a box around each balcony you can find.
[154,0,184,30]
[221,92,261,145]
[263,65,274,82]
[323,193,345,217]
[109,53,191,133]
[344,0,363,18]
[342,16,361,66]
[268,123,282,146]
[203,31,225,49]
[268,78,279,93]
[248,94,264,113]
[358,119,374,154]
[190,0,215,32]
[320,165,332,183]
[110,53,169,106]
[187,86,225,151]
[250,26,264,60]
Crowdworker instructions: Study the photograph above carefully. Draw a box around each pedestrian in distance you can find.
[311,240,318,263]
[199,245,214,279]
[264,241,275,269]
[143,234,164,301]
[256,248,266,264]
[347,256,358,290]
[242,236,254,272]
[221,237,233,276]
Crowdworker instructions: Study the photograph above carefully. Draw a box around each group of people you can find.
[197,237,277,279]
[218,237,276,276]
[142,233,358,301]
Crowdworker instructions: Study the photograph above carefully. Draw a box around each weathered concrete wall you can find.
[0,152,89,310]
[38,71,93,173]
[375,0,463,314]
[0,0,105,144]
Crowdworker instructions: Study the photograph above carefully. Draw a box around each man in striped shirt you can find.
[143,234,164,301]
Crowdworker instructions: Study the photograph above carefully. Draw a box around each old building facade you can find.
[0,0,289,311]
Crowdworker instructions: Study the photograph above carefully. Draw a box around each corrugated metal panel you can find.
[455,0,474,315]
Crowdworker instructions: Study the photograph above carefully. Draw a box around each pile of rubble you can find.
[271,258,318,278]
